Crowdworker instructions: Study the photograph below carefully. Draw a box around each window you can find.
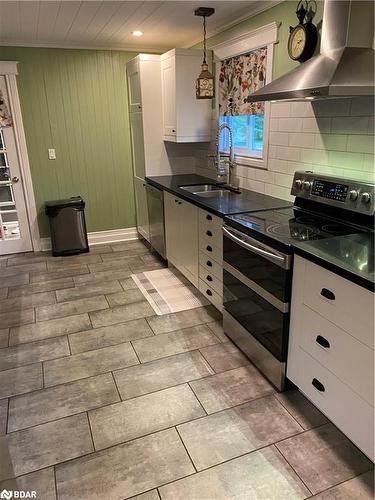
[219,114,264,158]
[218,47,267,163]
[213,22,278,169]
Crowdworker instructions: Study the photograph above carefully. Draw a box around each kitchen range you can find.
[222,171,375,391]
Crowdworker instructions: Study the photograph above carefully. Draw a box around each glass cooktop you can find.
[225,207,369,248]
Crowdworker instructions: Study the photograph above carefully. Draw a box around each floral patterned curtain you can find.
[218,46,267,116]
[0,89,12,127]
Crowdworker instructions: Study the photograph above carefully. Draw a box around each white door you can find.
[0,77,32,255]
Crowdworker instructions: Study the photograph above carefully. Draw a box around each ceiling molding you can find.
[0,41,163,53]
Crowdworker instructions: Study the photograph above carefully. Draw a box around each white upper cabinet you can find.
[126,54,171,177]
[161,49,212,143]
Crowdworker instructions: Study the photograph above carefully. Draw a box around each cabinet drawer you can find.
[199,266,222,296]
[295,304,374,406]
[199,279,223,312]
[200,236,223,263]
[287,347,374,461]
[301,257,374,349]
[199,223,222,249]
[199,210,222,232]
[200,253,222,281]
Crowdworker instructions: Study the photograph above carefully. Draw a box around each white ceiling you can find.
[0,1,279,52]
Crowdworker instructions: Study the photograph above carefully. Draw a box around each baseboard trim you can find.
[40,227,139,252]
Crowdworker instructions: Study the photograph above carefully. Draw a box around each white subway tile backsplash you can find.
[276,146,300,162]
[290,102,315,118]
[270,102,291,118]
[331,116,369,135]
[195,98,373,204]
[289,132,315,148]
[269,131,289,146]
[328,151,364,170]
[347,135,374,154]
[314,133,347,151]
[315,99,351,117]
[278,117,303,132]
[350,96,375,117]
[302,117,331,133]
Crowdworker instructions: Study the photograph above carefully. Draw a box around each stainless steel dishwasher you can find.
[146,183,166,259]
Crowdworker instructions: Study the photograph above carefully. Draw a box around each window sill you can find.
[235,155,266,170]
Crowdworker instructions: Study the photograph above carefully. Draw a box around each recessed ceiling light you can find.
[131,31,143,37]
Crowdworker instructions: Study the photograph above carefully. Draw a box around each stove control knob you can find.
[349,190,359,201]
[361,192,371,204]
[303,181,311,191]
[295,179,303,189]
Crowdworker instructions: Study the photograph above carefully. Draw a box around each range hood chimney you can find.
[249,0,374,102]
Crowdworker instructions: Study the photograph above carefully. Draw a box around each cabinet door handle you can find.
[206,230,212,237]
[316,335,330,349]
[312,378,325,392]
[172,129,176,133]
[206,260,213,267]
[206,289,212,296]
[206,275,213,282]
[320,288,335,300]
[206,245,212,252]
[206,214,212,221]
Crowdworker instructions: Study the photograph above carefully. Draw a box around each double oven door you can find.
[222,225,292,364]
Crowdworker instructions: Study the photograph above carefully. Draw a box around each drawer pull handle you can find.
[312,378,325,392]
[206,230,213,237]
[206,214,212,221]
[316,335,330,349]
[320,288,335,300]
[206,245,212,252]
[206,289,212,296]
[206,260,212,267]
[206,275,213,282]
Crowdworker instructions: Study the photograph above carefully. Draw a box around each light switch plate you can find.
[48,148,56,160]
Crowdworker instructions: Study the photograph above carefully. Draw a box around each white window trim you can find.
[212,21,279,170]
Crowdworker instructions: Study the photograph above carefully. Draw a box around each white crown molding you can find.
[0,61,18,75]
[0,41,164,53]
[212,21,280,60]
[40,227,139,252]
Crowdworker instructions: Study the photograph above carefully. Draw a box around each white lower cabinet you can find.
[134,176,149,241]
[287,255,374,461]
[164,192,199,287]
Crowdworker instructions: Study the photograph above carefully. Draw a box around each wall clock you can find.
[288,0,318,62]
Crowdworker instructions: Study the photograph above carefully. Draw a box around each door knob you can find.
[12,176,19,183]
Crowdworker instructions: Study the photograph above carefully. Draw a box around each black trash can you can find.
[45,196,89,257]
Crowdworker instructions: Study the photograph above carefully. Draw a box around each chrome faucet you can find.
[213,123,239,192]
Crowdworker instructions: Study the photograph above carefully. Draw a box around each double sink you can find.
[179,184,239,198]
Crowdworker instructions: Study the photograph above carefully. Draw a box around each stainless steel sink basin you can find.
[179,184,223,193]
[195,190,231,198]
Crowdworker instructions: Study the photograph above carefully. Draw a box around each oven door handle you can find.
[222,225,290,269]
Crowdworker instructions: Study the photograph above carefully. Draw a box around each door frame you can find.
[1,61,41,252]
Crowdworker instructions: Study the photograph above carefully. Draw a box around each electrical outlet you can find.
[48,148,56,160]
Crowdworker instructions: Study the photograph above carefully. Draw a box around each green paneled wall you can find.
[0,46,138,237]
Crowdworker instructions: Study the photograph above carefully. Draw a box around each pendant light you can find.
[195,7,215,100]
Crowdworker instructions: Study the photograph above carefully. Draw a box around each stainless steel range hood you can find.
[249,0,374,102]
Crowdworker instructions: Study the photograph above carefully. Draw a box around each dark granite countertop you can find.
[146,174,291,217]
[293,232,375,292]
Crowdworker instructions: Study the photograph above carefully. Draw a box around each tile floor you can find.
[0,240,373,500]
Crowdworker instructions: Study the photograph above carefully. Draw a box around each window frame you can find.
[212,22,279,170]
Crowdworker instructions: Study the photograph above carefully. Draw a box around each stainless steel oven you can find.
[222,225,292,390]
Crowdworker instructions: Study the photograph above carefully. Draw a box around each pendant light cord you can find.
[203,15,207,64]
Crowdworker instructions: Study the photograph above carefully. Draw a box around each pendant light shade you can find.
[195,7,215,100]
